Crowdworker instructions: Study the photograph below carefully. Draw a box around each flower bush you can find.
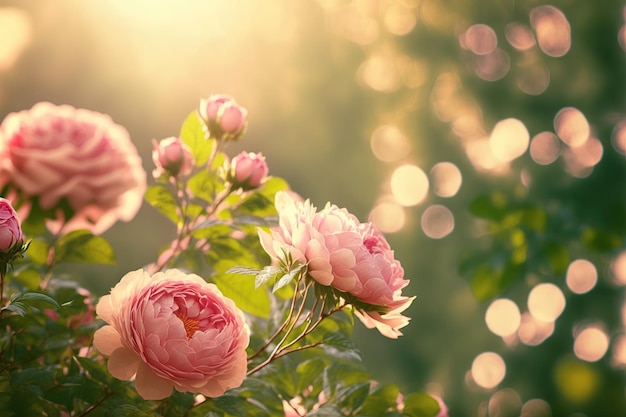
[0,96,446,416]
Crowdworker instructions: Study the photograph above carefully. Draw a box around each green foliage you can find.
[53,230,116,265]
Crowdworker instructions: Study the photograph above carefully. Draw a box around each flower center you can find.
[176,312,200,339]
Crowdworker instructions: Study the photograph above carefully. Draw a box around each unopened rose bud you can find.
[0,198,23,252]
[152,137,194,178]
[199,95,248,141]
[229,151,269,190]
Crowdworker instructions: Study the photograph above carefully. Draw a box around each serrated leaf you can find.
[256,266,282,289]
[145,184,179,224]
[359,384,401,416]
[273,264,305,292]
[18,292,59,309]
[1,302,27,317]
[226,266,262,275]
[336,381,370,412]
[179,111,214,166]
[213,272,271,318]
[53,230,116,265]
[188,169,225,204]
[402,392,440,417]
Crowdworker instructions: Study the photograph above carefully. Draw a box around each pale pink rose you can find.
[93,269,250,400]
[0,197,22,251]
[230,151,269,190]
[152,136,194,178]
[199,95,247,141]
[0,102,146,234]
[431,394,449,417]
[259,191,415,338]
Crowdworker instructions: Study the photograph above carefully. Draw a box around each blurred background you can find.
[0,0,624,415]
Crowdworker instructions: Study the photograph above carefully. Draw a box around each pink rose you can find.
[230,151,269,190]
[152,136,194,178]
[199,95,247,141]
[258,192,415,338]
[0,102,146,234]
[93,269,250,400]
[0,197,22,251]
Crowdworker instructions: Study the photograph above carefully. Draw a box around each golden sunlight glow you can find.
[359,52,401,92]
[554,107,590,148]
[566,259,598,294]
[488,388,522,417]
[489,118,530,162]
[0,7,32,71]
[530,131,560,165]
[505,23,536,51]
[528,283,565,322]
[370,125,411,162]
[562,137,603,178]
[462,24,498,55]
[430,162,462,197]
[466,138,503,172]
[521,399,552,417]
[574,325,609,362]
[369,199,406,233]
[518,312,555,346]
[421,204,454,239]
[471,352,506,390]
[530,5,571,57]
[336,8,379,45]
[611,250,626,285]
[384,3,417,36]
[390,164,429,206]
[485,298,521,337]
[612,120,626,155]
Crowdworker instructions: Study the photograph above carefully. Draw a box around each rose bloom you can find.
[0,197,22,251]
[199,95,247,141]
[259,191,415,338]
[0,102,146,234]
[230,151,269,190]
[93,269,250,400]
[152,136,194,178]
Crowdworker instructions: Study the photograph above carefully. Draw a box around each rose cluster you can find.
[259,191,415,338]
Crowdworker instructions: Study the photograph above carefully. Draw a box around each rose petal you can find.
[93,325,122,355]
[135,361,173,400]
[107,347,141,381]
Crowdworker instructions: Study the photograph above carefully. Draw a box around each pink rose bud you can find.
[0,198,23,251]
[93,269,250,400]
[152,137,194,178]
[199,95,248,141]
[230,151,269,190]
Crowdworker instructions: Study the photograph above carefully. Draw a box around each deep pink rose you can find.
[0,102,146,234]
[199,95,247,141]
[152,136,194,178]
[0,197,22,251]
[93,269,250,400]
[259,192,415,338]
[230,151,269,190]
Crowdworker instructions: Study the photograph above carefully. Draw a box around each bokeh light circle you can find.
[485,298,521,337]
[528,283,565,322]
[612,250,626,285]
[530,5,571,57]
[463,24,498,55]
[420,204,454,239]
[530,131,560,165]
[390,164,429,206]
[370,125,411,162]
[518,312,555,346]
[430,162,462,197]
[554,107,590,147]
[471,352,506,389]
[369,200,406,233]
[489,118,530,162]
[574,325,609,362]
[566,259,598,294]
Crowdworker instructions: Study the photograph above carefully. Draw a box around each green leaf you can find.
[582,228,622,253]
[24,239,49,266]
[336,381,370,412]
[18,292,60,309]
[145,184,179,224]
[179,111,213,166]
[543,241,570,275]
[470,261,524,301]
[273,263,306,292]
[402,392,440,417]
[226,266,262,275]
[469,193,507,221]
[256,266,282,289]
[10,267,41,291]
[54,230,116,265]
[213,271,271,318]
[308,405,344,417]
[188,169,225,204]
[521,206,547,232]
[320,332,362,362]
[359,384,401,416]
